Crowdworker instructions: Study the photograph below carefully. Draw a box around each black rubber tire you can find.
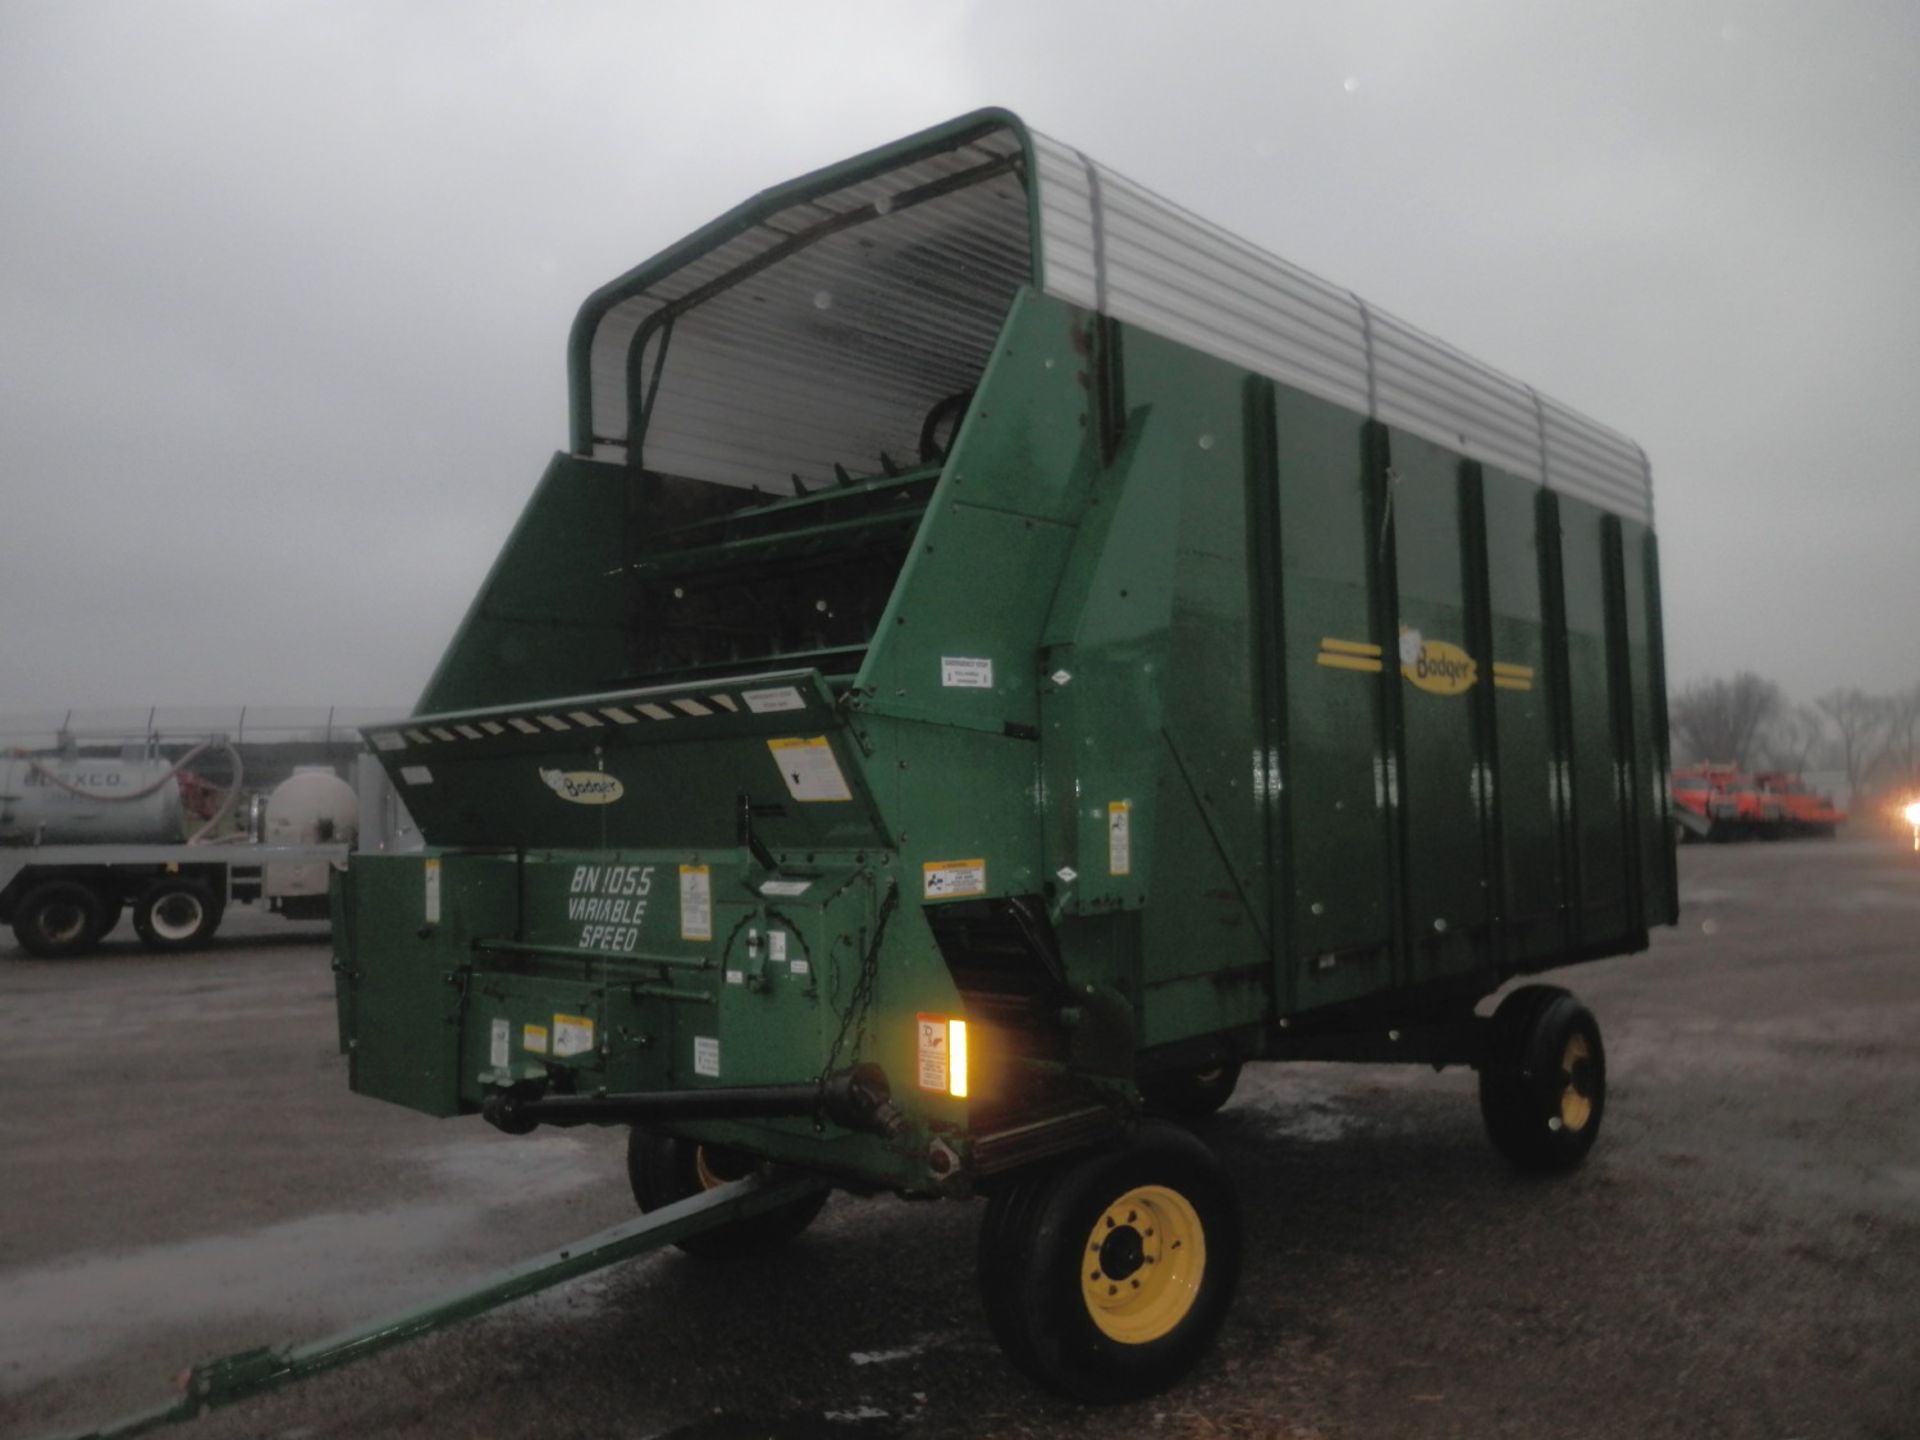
[975,1121,1241,1403]
[1479,985,1607,1174]
[978,1160,1066,1363]
[10,880,110,958]
[1139,1060,1244,1122]
[131,879,223,952]
[625,1130,828,1259]
[917,388,975,464]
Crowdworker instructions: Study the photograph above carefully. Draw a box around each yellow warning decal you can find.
[551,1014,594,1058]
[522,1024,549,1055]
[923,858,987,901]
[767,736,853,803]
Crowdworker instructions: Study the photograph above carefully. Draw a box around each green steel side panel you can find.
[416,454,630,715]
[1480,464,1571,962]
[1119,329,1271,1046]
[856,291,1101,738]
[859,716,1046,902]
[1555,496,1631,947]
[1601,513,1650,944]
[376,674,888,854]
[1038,438,1183,915]
[1631,525,1680,925]
[343,852,518,1116]
[342,843,963,1174]
[860,504,1076,735]
[918,289,1103,524]
[460,976,666,1092]
[493,856,880,1098]
[1270,387,1394,1008]
[330,865,353,1054]
[1385,430,1490,983]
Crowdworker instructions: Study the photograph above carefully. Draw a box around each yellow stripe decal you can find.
[1493,676,1533,690]
[1492,662,1535,679]
[1319,637,1383,658]
[1317,653,1384,673]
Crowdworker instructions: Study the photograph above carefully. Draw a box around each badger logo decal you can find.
[540,768,625,805]
[1399,626,1478,696]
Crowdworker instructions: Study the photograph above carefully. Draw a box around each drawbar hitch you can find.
[481,1061,905,1138]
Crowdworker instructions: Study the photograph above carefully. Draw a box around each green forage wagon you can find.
[336,108,1675,1402]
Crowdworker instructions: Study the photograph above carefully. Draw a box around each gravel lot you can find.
[3,840,1916,1440]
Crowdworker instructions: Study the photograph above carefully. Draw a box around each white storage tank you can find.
[0,754,186,845]
[264,767,359,897]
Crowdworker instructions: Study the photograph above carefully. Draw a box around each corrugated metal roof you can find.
[572,110,1653,525]
[1032,126,1653,523]
[582,128,1031,490]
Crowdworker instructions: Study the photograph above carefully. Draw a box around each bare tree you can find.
[1670,672,1783,766]
[1880,683,1920,790]
[1815,688,1889,800]
[1759,704,1827,774]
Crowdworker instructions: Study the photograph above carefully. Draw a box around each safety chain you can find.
[813,878,898,1126]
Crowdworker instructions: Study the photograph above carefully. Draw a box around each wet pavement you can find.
[2,841,1916,1440]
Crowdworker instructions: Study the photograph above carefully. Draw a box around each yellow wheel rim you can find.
[693,1145,753,1190]
[1559,1032,1594,1132]
[1080,1184,1206,1344]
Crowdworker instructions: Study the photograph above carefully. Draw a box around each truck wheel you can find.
[132,880,223,952]
[1140,1061,1243,1121]
[625,1130,828,1258]
[1479,985,1606,1173]
[10,880,110,958]
[976,1120,1241,1402]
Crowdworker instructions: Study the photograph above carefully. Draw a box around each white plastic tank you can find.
[263,767,359,898]
[265,767,360,846]
[0,754,186,845]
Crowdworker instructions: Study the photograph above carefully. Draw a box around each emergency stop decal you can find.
[767,736,853,802]
[923,858,987,901]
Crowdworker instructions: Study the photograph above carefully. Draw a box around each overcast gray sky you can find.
[2,0,1915,719]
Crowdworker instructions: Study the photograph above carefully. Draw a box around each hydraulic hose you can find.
[23,739,218,802]
[184,743,244,845]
